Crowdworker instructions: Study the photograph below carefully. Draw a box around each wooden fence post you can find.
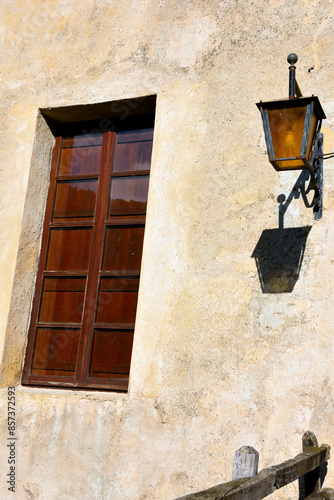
[232,446,259,480]
[299,431,321,499]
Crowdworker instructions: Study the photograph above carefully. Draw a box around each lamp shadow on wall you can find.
[252,171,312,294]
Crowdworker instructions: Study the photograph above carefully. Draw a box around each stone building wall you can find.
[1,0,334,498]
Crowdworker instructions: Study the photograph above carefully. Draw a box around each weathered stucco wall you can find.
[1,0,334,498]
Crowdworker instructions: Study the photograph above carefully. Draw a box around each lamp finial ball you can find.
[287,53,298,66]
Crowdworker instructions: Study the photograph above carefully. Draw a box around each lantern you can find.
[256,53,327,219]
[256,96,325,172]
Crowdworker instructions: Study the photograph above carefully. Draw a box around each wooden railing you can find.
[176,432,333,500]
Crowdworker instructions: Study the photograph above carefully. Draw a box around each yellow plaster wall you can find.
[1,0,334,498]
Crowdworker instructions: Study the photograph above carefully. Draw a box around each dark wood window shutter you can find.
[22,127,153,391]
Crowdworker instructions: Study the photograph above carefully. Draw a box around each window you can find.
[22,108,154,391]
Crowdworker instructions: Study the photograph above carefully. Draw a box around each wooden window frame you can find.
[22,119,154,392]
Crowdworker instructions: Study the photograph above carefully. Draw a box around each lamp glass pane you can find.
[268,106,307,170]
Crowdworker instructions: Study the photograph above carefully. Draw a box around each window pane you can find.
[90,329,134,378]
[109,176,149,215]
[53,179,98,221]
[96,278,138,324]
[46,228,92,271]
[39,277,86,323]
[102,226,145,272]
[32,327,80,376]
[113,141,152,172]
[58,144,102,176]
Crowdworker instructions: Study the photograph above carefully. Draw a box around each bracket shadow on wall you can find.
[252,171,312,293]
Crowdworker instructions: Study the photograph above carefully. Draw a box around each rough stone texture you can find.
[1,0,334,499]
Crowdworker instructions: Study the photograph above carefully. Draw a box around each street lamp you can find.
[256,54,327,219]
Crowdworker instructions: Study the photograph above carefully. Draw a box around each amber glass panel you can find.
[32,328,80,375]
[90,329,134,378]
[46,228,92,271]
[113,141,152,172]
[273,109,317,171]
[268,106,310,170]
[96,278,138,324]
[53,179,98,221]
[102,226,145,271]
[109,176,149,215]
[58,145,102,176]
[39,277,86,323]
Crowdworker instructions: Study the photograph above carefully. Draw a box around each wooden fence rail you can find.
[176,432,333,500]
